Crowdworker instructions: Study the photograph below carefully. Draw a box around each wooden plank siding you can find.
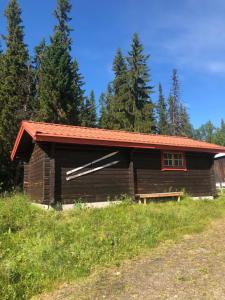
[23,143,217,204]
[134,150,216,197]
[54,145,131,204]
[24,143,45,203]
[214,158,225,184]
[23,143,51,204]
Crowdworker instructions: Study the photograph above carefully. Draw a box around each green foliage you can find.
[156,83,167,134]
[194,120,215,143]
[193,119,225,146]
[98,92,108,128]
[110,48,131,130]
[99,34,155,133]
[167,69,192,137]
[214,119,225,146]
[1,194,225,299]
[99,83,115,129]
[35,0,78,124]
[81,90,97,127]
[0,0,31,190]
[127,33,155,133]
[179,103,193,137]
[72,58,86,124]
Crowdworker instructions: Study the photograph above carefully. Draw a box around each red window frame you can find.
[161,151,187,171]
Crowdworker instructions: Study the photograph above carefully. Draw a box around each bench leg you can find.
[144,198,146,205]
[138,199,141,205]
[178,196,180,202]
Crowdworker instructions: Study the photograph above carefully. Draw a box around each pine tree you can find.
[81,90,96,127]
[156,83,167,134]
[127,33,155,133]
[36,0,77,124]
[0,0,31,189]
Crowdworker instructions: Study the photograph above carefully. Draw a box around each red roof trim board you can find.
[11,121,225,160]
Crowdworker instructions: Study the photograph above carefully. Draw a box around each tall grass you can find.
[1,194,225,299]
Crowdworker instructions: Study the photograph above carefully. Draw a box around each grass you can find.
[1,194,225,299]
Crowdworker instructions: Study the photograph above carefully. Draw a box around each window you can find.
[161,152,186,171]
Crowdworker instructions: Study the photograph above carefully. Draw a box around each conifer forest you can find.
[0,0,224,190]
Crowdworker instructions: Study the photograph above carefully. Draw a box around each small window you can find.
[161,152,186,171]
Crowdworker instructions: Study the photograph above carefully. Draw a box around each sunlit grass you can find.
[1,193,225,299]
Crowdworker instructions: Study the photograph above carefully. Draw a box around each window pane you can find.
[174,159,179,166]
[163,152,185,168]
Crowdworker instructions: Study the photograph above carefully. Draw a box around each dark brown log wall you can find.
[23,143,217,204]
[24,143,45,202]
[214,158,225,183]
[134,150,216,197]
[54,145,131,204]
[23,143,51,204]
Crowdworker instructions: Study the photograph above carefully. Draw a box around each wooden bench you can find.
[136,192,184,204]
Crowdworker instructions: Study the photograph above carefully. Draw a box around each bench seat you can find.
[136,192,184,204]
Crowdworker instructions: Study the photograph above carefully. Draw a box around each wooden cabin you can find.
[214,153,225,188]
[11,121,225,206]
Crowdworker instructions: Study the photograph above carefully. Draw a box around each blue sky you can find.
[0,0,224,128]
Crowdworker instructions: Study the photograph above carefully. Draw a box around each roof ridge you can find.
[24,120,193,140]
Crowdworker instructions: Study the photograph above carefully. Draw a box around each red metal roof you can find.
[11,120,225,160]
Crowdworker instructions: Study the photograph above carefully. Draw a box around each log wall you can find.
[23,143,217,203]
[214,157,225,183]
[134,150,216,197]
[54,145,131,204]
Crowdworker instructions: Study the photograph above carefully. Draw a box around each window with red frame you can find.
[161,152,186,170]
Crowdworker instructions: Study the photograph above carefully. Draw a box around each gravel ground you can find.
[36,217,225,300]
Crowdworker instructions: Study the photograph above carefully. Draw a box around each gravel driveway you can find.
[37,217,225,300]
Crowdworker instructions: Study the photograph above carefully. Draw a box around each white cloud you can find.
[205,61,225,74]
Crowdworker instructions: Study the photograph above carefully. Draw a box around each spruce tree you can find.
[167,69,181,135]
[167,69,193,137]
[111,48,131,130]
[72,58,86,124]
[179,103,193,137]
[127,33,155,133]
[36,0,77,124]
[156,83,167,134]
[99,83,115,129]
[81,90,96,127]
[32,39,46,118]
[0,43,4,119]
[99,92,109,128]
[194,121,215,143]
[0,0,31,189]
[105,83,116,129]
[0,0,30,146]
[214,119,225,146]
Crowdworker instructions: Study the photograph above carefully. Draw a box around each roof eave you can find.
[11,121,36,161]
[35,134,225,154]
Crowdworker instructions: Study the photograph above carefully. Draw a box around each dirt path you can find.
[37,217,225,300]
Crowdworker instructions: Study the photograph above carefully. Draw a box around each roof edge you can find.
[11,121,36,160]
[35,134,225,154]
